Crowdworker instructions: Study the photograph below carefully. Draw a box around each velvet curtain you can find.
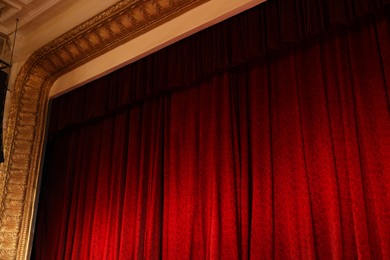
[33,1,389,259]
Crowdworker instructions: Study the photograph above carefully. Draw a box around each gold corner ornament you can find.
[0,0,208,258]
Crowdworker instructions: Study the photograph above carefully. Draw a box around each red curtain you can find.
[33,5,390,260]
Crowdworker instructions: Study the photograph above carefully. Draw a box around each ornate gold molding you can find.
[0,0,208,258]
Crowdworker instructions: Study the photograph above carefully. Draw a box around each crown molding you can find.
[0,0,208,258]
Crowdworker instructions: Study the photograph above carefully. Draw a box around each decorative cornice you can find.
[0,0,208,258]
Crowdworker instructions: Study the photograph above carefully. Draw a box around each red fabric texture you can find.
[33,5,390,260]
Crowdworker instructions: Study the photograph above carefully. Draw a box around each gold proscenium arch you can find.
[0,0,207,258]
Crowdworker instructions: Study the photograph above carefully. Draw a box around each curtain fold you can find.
[33,7,390,258]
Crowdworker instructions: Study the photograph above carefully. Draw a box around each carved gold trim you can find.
[0,0,208,258]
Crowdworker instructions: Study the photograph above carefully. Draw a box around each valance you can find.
[49,0,390,133]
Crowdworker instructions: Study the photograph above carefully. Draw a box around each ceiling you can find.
[0,0,63,35]
[0,0,121,62]
[0,0,123,35]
